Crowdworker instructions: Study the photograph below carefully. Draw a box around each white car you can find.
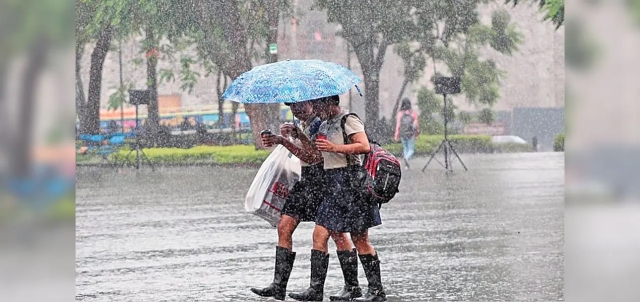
[490,135,528,144]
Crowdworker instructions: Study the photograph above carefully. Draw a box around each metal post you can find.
[119,39,124,133]
[135,104,140,169]
[443,94,449,170]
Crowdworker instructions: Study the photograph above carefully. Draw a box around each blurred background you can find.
[0,0,75,301]
[565,0,640,301]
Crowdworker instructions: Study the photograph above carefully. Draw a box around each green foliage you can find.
[179,56,200,94]
[78,134,535,166]
[565,19,599,70]
[107,82,133,111]
[406,3,523,108]
[505,0,564,29]
[478,108,495,124]
[458,111,473,125]
[631,0,640,25]
[416,87,444,135]
[385,135,494,156]
[494,142,534,153]
[554,133,564,152]
[112,145,271,164]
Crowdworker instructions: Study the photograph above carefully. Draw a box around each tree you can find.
[478,108,495,124]
[1,0,73,176]
[76,0,115,135]
[458,111,473,125]
[505,0,564,29]
[416,87,444,135]
[409,4,522,108]
[409,4,521,137]
[167,0,292,147]
[314,0,416,136]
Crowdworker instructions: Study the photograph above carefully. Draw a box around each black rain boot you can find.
[354,253,386,302]
[288,249,329,301]
[330,248,362,301]
[250,246,296,301]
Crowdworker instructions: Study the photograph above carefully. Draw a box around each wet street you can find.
[76,152,564,301]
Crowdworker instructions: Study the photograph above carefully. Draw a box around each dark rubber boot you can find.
[354,253,386,302]
[288,249,329,301]
[330,248,362,301]
[250,246,296,300]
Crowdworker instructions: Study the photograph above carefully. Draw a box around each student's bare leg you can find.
[277,214,300,250]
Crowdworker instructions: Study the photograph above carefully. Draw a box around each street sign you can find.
[269,43,277,54]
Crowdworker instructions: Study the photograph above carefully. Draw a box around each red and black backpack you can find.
[340,113,402,206]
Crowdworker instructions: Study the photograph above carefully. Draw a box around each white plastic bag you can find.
[245,145,301,227]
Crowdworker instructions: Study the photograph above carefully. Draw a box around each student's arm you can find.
[394,111,402,141]
[316,132,370,155]
[262,134,322,164]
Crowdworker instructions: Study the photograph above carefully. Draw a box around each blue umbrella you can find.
[222,59,362,104]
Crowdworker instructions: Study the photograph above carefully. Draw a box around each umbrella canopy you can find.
[221,59,362,104]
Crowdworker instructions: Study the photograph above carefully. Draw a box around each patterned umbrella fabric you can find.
[221,59,362,104]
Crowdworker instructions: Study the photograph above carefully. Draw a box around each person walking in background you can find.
[394,98,419,169]
[253,101,361,301]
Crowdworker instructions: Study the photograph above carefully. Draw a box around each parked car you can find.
[490,135,528,144]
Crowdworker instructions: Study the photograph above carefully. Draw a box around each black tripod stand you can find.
[422,77,468,173]
[123,136,155,170]
[125,90,155,171]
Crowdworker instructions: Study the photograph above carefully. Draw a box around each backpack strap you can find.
[340,113,359,166]
[340,113,385,210]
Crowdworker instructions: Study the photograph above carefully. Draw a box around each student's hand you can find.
[262,134,285,147]
[394,136,399,142]
[280,123,299,139]
[315,139,336,152]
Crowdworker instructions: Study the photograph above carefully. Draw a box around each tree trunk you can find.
[221,0,279,149]
[76,43,87,134]
[230,101,238,142]
[13,36,48,177]
[0,59,8,154]
[145,26,160,139]
[353,42,382,135]
[85,27,112,134]
[216,70,224,129]
[261,0,281,145]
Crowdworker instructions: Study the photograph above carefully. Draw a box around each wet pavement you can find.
[76,152,564,301]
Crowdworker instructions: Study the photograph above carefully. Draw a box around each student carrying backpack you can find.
[341,113,402,207]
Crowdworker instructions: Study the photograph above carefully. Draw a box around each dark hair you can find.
[400,98,412,111]
[311,95,340,106]
[327,95,340,106]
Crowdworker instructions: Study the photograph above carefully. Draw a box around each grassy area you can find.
[111,145,271,165]
[76,135,533,166]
